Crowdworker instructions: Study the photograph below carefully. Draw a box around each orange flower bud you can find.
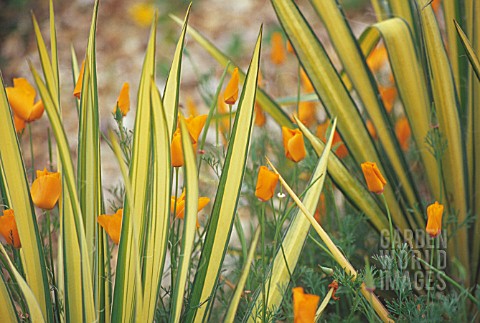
[297,101,316,127]
[171,129,185,167]
[271,32,286,65]
[171,190,210,228]
[0,209,21,248]
[379,84,397,113]
[367,45,388,72]
[6,78,44,122]
[395,116,411,151]
[286,40,294,54]
[426,201,443,238]
[255,166,279,202]
[114,82,130,117]
[31,168,61,210]
[98,209,123,244]
[292,287,320,323]
[224,67,239,105]
[300,68,314,93]
[74,61,85,99]
[282,127,306,162]
[254,103,266,127]
[366,120,377,139]
[361,162,387,194]
[316,121,348,158]
[185,114,207,144]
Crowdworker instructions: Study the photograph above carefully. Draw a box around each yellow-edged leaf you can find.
[186,27,262,322]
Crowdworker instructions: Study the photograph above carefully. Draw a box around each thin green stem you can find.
[260,203,266,322]
[381,193,395,251]
[28,124,35,181]
[427,237,435,320]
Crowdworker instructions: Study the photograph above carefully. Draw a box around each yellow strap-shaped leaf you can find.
[295,117,389,232]
[30,63,96,322]
[140,80,171,322]
[0,245,45,322]
[112,14,157,321]
[186,27,262,322]
[224,228,261,323]
[417,0,469,280]
[0,266,19,322]
[0,73,53,322]
[170,115,199,323]
[311,0,423,229]
[247,120,337,321]
[170,15,292,128]
[270,0,411,234]
[163,5,191,139]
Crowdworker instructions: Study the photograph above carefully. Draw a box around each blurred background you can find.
[0,0,374,205]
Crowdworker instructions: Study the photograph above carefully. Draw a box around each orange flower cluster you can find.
[255,166,279,202]
[0,209,21,248]
[6,78,45,132]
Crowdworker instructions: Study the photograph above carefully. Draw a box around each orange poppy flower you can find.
[361,162,387,194]
[31,168,62,210]
[367,45,388,72]
[282,127,306,162]
[224,67,239,105]
[316,121,348,158]
[171,190,210,228]
[300,68,314,93]
[271,32,286,65]
[73,60,85,99]
[6,78,44,122]
[170,115,207,167]
[255,166,279,202]
[297,101,316,127]
[379,85,397,113]
[114,82,130,117]
[395,116,411,151]
[286,40,294,54]
[426,201,443,238]
[0,209,21,248]
[13,114,26,133]
[98,209,123,244]
[292,287,320,323]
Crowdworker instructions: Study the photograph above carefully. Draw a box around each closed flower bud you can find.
[6,78,44,122]
[171,129,185,167]
[395,116,411,151]
[0,209,21,248]
[426,201,443,238]
[114,82,130,117]
[31,168,62,210]
[292,287,320,323]
[224,68,239,105]
[73,61,85,99]
[361,162,387,194]
[271,32,286,65]
[254,103,266,127]
[282,127,306,162]
[98,209,123,244]
[297,101,316,127]
[255,166,279,202]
